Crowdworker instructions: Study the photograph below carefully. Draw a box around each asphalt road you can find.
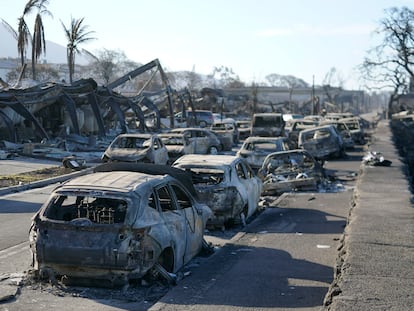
[0,157,60,175]
[0,146,364,310]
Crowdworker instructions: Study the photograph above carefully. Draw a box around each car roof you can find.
[115,133,154,139]
[253,112,283,116]
[299,124,335,133]
[93,162,197,196]
[244,136,287,142]
[61,170,161,193]
[159,132,183,137]
[171,127,210,132]
[265,149,313,158]
[173,154,241,167]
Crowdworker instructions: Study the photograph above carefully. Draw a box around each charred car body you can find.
[320,120,354,149]
[287,119,319,149]
[236,120,251,140]
[158,132,187,164]
[210,119,239,149]
[173,154,262,228]
[298,124,344,160]
[258,149,325,195]
[29,163,211,286]
[236,136,291,171]
[340,117,365,145]
[250,113,285,137]
[170,128,221,155]
[101,133,169,164]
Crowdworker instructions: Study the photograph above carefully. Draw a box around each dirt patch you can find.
[0,167,74,188]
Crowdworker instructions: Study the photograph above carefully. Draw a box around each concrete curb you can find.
[0,167,95,196]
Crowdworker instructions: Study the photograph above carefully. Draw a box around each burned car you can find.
[236,120,251,140]
[210,120,237,150]
[101,133,169,164]
[29,163,212,286]
[250,113,285,137]
[211,118,239,144]
[298,124,344,160]
[170,128,221,154]
[287,119,319,149]
[258,149,326,195]
[320,120,354,149]
[173,154,262,228]
[340,117,365,145]
[158,132,187,164]
[236,136,290,171]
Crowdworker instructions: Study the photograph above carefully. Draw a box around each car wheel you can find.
[240,205,248,227]
[101,155,110,163]
[152,262,177,285]
[208,146,219,155]
[199,121,207,128]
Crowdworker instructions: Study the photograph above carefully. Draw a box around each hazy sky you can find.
[0,0,412,89]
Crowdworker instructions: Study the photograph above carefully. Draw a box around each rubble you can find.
[362,151,392,166]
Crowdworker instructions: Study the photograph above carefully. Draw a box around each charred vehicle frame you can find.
[173,154,262,228]
[29,163,211,286]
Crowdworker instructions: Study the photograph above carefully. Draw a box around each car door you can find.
[155,184,187,270]
[152,137,169,164]
[169,183,204,262]
[235,160,261,218]
[183,131,196,154]
[194,130,210,154]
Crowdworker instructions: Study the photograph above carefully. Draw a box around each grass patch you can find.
[0,166,74,188]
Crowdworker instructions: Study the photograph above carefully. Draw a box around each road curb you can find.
[0,167,95,196]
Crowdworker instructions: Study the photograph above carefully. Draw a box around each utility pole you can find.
[311,75,315,115]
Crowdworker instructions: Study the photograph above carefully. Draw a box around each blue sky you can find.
[0,0,412,89]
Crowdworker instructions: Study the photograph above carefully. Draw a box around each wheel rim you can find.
[209,147,218,154]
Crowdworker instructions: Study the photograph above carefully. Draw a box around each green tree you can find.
[61,17,95,83]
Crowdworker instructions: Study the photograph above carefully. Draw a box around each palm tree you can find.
[16,16,31,67]
[61,17,95,83]
[16,0,51,80]
[30,0,52,80]
[1,18,20,55]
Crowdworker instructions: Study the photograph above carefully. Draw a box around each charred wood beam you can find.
[61,93,80,135]
[106,59,159,90]
[87,93,106,137]
[137,97,160,130]
[0,110,17,142]
[4,97,49,140]
[104,96,128,133]
[127,99,145,132]
[156,63,175,128]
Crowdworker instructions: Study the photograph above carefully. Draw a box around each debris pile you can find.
[362,151,392,167]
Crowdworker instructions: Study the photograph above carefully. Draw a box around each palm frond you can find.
[1,19,18,40]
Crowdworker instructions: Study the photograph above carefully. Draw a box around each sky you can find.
[0,0,413,90]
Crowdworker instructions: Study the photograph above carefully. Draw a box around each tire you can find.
[199,121,207,128]
[208,146,219,155]
[240,205,248,227]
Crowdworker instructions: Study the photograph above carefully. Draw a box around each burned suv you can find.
[29,163,211,286]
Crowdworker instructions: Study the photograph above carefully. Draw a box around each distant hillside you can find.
[0,23,87,64]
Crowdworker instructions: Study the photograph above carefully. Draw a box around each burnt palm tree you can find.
[16,0,51,80]
[61,17,95,83]
[30,0,52,80]
[16,16,31,67]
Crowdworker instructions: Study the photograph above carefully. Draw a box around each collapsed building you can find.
[0,59,196,151]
